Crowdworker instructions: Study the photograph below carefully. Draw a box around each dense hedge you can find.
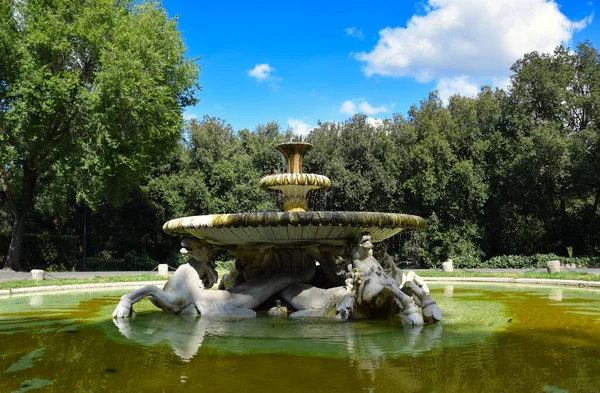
[86,251,158,272]
[0,231,80,271]
[453,254,600,269]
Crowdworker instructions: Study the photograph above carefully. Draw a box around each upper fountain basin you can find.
[163,211,426,246]
[259,173,331,190]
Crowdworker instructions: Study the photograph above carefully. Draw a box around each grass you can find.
[416,270,600,281]
[0,269,598,291]
[0,274,164,290]
[0,268,231,291]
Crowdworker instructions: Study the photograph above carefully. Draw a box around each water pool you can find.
[1,283,599,392]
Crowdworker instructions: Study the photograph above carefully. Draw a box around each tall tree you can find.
[0,0,199,270]
[497,42,600,255]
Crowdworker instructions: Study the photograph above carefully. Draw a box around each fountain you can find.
[113,142,441,324]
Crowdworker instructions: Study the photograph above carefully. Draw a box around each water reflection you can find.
[2,285,600,393]
[548,288,563,302]
[444,284,454,297]
[27,295,43,307]
[112,313,447,362]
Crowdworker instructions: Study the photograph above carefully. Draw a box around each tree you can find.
[0,0,199,270]
[496,41,600,255]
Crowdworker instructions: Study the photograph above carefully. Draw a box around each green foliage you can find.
[0,231,79,271]
[215,260,234,272]
[452,254,482,269]
[0,0,199,270]
[4,39,600,270]
[478,254,558,269]
[86,250,157,272]
[453,254,600,269]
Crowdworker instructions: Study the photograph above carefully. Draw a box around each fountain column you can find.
[260,142,331,212]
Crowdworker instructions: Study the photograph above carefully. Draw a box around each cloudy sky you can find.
[162,0,599,135]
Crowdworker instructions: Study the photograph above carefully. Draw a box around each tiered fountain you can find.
[163,142,425,254]
[114,142,439,324]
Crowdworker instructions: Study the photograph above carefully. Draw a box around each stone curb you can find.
[1,281,167,296]
[422,276,600,288]
[1,277,599,297]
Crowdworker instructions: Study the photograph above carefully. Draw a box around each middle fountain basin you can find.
[163,211,427,246]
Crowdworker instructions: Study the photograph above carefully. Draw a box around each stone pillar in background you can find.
[158,264,169,278]
[442,259,454,272]
[31,269,45,281]
[546,260,561,274]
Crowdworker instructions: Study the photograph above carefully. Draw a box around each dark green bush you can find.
[16,232,81,271]
[449,253,600,269]
[562,256,600,267]
[452,255,482,269]
[7,233,80,271]
[479,254,559,268]
[86,250,158,271]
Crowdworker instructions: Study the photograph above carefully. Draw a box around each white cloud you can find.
[344,27,364,39]
[340,100,388,115]
[436,75,479,102]
[340,100,357,115]
[247,63,276,81]
[183,113,197,121]
[358,101,388,115]
[287,118,313,136]
[355,0,592,83]
[366,117,384,128]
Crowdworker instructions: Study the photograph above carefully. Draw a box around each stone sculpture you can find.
[113,141,442,325]
[113,234,441,324]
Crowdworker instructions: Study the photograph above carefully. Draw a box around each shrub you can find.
[453,254,482,269]
[477,254,558,269]
[562,256,600,267]
[86,250,158,271]
[18,233,80,271]
[215,259,234,272]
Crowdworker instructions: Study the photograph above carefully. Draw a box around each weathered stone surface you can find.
[547,260,561,273]
[31,269,45,281]
[113,235,442,326]
[267,300,288,317]
[442,259,454,272]
[158,264,169,278]
[162,211,427,246]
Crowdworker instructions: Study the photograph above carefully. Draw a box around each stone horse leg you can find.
[113,263,203,318]
[402,281,442,323]
[279,283,353,319]
[113,239,217,318]
[196,264,317,316]
[355,274,424,325]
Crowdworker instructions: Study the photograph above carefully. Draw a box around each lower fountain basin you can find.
[2,284,600,393]
[162,211,426,245]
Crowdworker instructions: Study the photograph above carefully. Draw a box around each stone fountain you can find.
[113,142,441,325]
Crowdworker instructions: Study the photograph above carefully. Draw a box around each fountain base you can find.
[113,234,441,325]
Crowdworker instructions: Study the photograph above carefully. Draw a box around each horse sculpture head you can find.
[181,238,219,289]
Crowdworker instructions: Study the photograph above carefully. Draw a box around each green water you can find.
[1,284,599,393]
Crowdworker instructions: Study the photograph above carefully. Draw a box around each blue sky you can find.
[161,0,600,135]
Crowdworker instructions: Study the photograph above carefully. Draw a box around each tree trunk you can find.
[593,186,600,217]
[4,213,26,271]
[2,163,37,272]
[591,186,600,256]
